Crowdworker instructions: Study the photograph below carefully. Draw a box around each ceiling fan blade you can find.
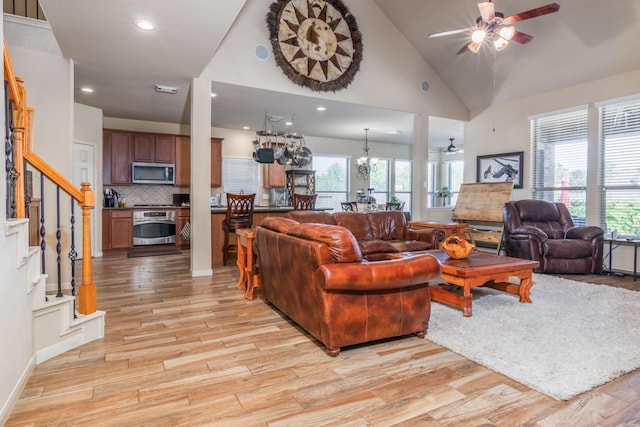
[456,43,471,55]
[511,30,534,44]
[503,3,560,25]
[428,28,469,38]
[478,1,495,22]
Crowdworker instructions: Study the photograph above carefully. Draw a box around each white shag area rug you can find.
[426,273,640,400]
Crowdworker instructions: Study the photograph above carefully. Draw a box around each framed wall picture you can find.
[476,151,524,189]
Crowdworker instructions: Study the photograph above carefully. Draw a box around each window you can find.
[314,155,349,211]
[531,107,588,224]
[394,159,412,212]
[445,159,464,206]
[371,159,390,204]
[426,161,437,207]
[599,97,640,237]
[223,157,259,201]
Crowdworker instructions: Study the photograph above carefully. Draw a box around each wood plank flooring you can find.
[6,252,640,426]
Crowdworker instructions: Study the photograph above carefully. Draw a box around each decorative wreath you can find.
[266,0,363,92]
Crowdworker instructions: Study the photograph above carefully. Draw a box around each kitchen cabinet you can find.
[176,209,191,247]
[263,163,286,188]
[133,133,174,164]
[175,136,190,187]
[102,209,132,250]
[211,137,222,187]
[103,129,133,185]
[174,136,222,187]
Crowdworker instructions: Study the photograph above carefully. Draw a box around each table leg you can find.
[244,235,257,299]
[236,235,247,291]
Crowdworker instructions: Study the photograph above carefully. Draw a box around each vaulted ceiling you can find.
[34,0,640,149]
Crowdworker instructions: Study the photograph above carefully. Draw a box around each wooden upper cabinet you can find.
[103,130,133,185]
[211,137,222,187]
[133,133,175,164]
[263,163,286,188]
[175,136,190,187]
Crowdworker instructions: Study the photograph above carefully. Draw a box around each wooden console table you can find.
[410,221,469,247]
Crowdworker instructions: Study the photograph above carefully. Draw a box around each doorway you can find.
[72,141,97,258]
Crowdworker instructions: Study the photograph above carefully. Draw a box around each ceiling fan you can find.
[446,138,462,154]
[428,1,560,54]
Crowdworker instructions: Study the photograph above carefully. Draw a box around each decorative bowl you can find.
[442,235,475,259]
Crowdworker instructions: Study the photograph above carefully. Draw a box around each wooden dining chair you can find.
[293,193,317,210]
[340,201,358,212]
[222,193,255,266]
[385,201,403,211]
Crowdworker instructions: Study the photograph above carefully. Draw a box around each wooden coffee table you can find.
[426,250,539,317]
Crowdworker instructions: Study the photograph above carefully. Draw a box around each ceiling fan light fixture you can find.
[494,37,509,51]
[499,25,515,40]
[467,42,482,53]
[471,29,486,43]
[478,1,495,21]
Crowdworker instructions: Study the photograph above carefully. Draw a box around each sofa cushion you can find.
[389,240,432,253]
[367,211,405,240]
[287,223,363,263]
[359,239,399,256]
[285,210,336,224]
[261,216,299,233]
[333,212,375,241]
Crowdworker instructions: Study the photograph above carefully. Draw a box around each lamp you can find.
[356,128,377,180]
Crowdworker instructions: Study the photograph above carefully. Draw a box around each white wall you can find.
[5,16,75,289]
[74,103,104,255]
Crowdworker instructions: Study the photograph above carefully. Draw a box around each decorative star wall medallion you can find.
[266,0,363,92]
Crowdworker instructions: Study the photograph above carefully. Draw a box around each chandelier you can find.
[356,128,377,180]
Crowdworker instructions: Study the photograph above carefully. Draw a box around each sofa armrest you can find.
[316,254,441,292]
[404,227,445,247]
[510,225,548,241]
[565,226,604,241]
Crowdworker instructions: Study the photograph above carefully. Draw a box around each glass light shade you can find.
[499,26,515,41]
[467,42,482,53]
[471,29,486,43]
[494,37,509,51]
[357,156,368,165]
[478,1,495,21]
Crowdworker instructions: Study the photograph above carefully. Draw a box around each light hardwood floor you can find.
[6,252,640,426]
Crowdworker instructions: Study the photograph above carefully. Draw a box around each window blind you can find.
[599,97,640,237]
[531,107,588,222]
[222,157,259,197]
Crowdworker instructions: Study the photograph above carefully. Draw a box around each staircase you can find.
[5,217,105,364]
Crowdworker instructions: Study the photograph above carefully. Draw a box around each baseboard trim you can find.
[0,353,36,426]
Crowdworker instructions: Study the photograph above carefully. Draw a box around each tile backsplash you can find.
[108,185,187,206]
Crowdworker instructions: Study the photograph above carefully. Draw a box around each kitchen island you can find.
[211,206,316,265]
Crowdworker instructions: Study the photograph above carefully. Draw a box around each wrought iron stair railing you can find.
[4,41,97,315]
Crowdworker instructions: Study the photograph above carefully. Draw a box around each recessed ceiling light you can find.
[210,92,217,98]
[80,87,94,93]
[386,130,402,135]
[242,126,250,130]
[135,20,155,31]
[316,106,326,111]
[285,121,293,126]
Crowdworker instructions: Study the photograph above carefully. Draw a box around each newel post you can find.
[78,182,96,314]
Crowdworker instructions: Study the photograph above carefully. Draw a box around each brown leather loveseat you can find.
[285,210,444,260]
[255,216,441,356]
[503,200,604,274]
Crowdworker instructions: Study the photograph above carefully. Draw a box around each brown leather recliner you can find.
[503,200,604,274]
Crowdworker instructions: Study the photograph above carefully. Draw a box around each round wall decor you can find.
[266,0,363,92]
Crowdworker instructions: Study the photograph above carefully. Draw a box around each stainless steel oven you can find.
[133,210,176,246]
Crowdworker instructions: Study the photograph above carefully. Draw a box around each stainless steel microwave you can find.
[132,162,175,185]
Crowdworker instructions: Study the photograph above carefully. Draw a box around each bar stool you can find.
[293,193,317,210]
[222,193,255,266]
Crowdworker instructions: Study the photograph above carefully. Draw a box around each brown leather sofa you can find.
[285,210,444,260]
[255,216,441,356]
[503,200,604,274]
